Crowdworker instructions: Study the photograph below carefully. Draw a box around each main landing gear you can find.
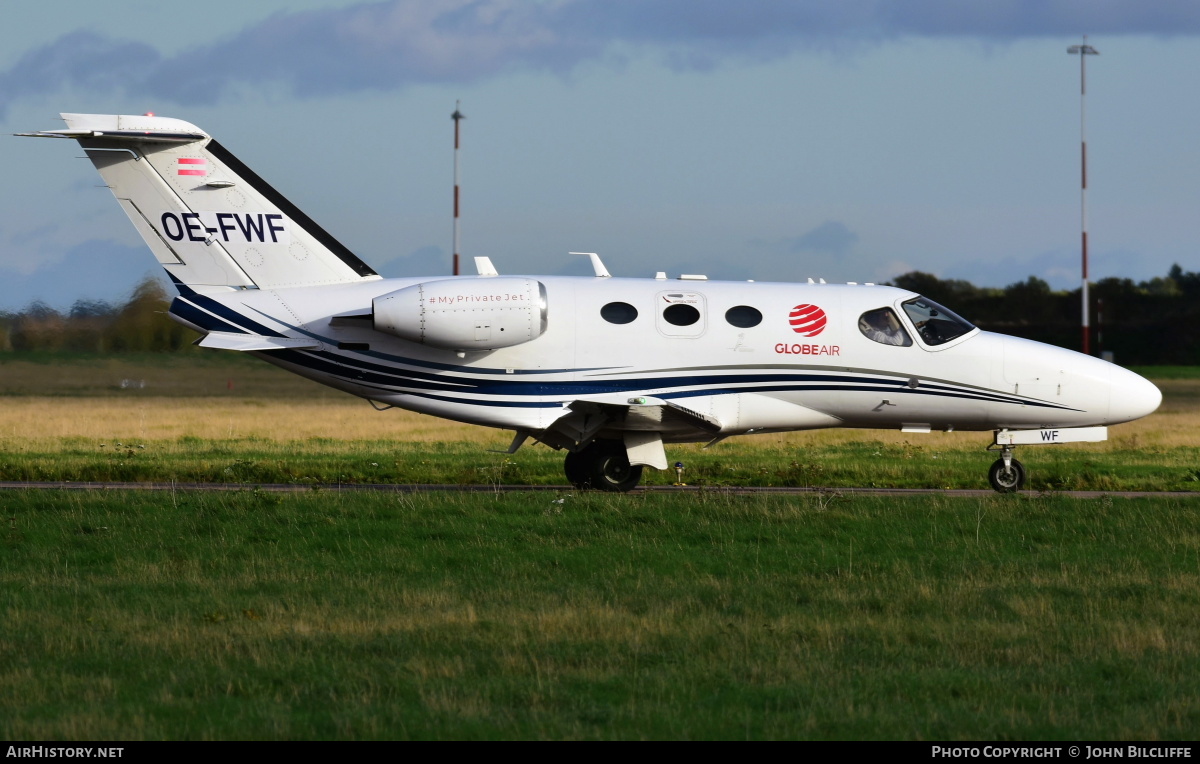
[564,439,644,492]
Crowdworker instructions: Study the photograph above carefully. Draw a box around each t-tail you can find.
[19,113,379,291]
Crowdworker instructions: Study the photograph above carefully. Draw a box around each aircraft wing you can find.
[537,396,722,469]
[565,397,722,436]
[196,332,322,351]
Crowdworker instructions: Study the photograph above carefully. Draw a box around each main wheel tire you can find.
[585,440,643,493]
[988,457,1026,493]
[563,450,590,489]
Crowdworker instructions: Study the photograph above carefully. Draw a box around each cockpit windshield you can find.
[901,296,975,346]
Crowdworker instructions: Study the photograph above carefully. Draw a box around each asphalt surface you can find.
[0,481,1195,499]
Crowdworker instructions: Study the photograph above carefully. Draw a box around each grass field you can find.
[0,353,1198,740]
[3,489,1199,740]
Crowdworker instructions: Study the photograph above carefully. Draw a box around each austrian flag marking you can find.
[177,157,207,176]
[788,304,827,336]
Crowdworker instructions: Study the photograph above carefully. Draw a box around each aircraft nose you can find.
[1108,366,1162,423]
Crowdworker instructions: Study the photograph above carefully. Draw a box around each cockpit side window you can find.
[902,296,975,346]
[858,308,912,347]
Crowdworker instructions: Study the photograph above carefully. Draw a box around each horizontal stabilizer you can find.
[196,332,321,352]
[16,113,207,143]
[16,128,205,143]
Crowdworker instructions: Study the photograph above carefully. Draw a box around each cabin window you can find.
[858,308,912,347]
[663,303,701,327]
[901,296,974,346]
[725,305,762,328]
[600,302,638,324]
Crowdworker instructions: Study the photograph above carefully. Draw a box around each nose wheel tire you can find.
[988,457,1026,493]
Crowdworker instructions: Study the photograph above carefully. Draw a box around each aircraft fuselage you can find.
[169,275,1161,442]
[22,112,1162,492]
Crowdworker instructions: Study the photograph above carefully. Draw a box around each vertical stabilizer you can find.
[26,113,378,290]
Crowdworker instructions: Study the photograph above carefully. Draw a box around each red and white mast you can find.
[452,101,464,276]
[1068,37,1098,355]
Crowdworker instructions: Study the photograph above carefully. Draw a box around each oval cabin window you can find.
[725,305,762,328]
[663,304,700,327]
[600,302,638,324]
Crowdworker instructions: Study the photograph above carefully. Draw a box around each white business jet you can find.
[19,113,1162,492]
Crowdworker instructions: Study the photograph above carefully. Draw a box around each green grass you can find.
[1,436,1198,491]
[2,489,1198,740]
[0,351,326,398]
[0,357,1195,739]
[1,354,1196,491]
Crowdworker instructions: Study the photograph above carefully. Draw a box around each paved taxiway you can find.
[0,481,1195,499]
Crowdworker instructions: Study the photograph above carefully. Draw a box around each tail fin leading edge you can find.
[24,113,378,291]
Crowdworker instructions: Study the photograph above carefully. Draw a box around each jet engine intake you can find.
[373,277,547,350]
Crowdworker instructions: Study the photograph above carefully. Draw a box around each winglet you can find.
[474,256,499,276]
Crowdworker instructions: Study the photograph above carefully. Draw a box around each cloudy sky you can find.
[2,0,1199,310]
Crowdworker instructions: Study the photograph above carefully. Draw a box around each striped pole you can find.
[1068,37,1099,355]
[452,101,464,276]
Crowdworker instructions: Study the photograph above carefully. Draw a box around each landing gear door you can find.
[656,291,706,338]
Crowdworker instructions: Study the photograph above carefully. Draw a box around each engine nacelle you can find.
[373,277,547,350]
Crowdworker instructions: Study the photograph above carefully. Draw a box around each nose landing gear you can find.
[987,445,1026,493]
[986,426,1109,493]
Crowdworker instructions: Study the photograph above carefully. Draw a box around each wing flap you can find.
[537,396,722,451]
[567,397,722,434]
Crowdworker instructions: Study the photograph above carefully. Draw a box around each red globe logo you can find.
[789,304,827,336]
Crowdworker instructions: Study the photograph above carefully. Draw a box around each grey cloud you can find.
[375,244,446,277]
[142,1,598,103]
[878,0,1200,38]
[8,223,60,247]
[0,31,161,118]
[786,221,859,257]
[5,1,1200,116]
[555,1,1200,43]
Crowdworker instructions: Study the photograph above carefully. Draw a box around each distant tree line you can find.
[890,264,1200,365]
[0,277,195,353]
[1,267,1197,363]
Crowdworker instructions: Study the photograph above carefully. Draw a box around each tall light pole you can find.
[1068,37,1098,355]
[452,101,464,276]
